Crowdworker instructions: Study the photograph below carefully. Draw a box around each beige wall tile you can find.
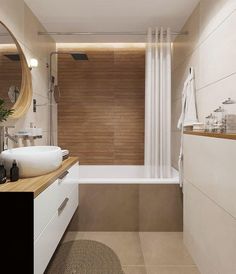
[171,131,181,170]
[172,6,236,273]
[13,93,49,132]
[23,4,55,61]
[1,0,56,147]
[184,134,236,218]
[172,61,188,102]
[198,11,236,90]
[173,4,200,70]
[196,73,236,123]
[172,0,236,168]
[172,48,200,103]
[0,0,24,43]
[199,0,236,44]
[184,181,236,274]
[171,98,182,132]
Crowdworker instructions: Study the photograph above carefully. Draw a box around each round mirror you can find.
[0,21,32,119]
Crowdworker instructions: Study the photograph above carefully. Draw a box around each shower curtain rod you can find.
[38,31,188,36]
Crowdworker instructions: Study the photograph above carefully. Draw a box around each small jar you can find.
[205,114,214,132]
[213,106,225,133]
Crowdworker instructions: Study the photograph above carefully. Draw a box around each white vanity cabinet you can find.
[34,162,79,274]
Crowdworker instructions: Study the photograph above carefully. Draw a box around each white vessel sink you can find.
[1,146,62,178]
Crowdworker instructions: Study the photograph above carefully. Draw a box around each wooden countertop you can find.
[0,157,78,198]
[184,130,236,140]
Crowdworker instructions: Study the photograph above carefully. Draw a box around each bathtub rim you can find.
[78,165,179,184]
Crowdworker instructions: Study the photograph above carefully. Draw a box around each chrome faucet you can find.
[5,126,18,146]
[0,126,18,153]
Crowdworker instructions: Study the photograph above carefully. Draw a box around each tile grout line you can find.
[172,70,236,104]
[172,8,236,72]
[185,178,236,221]
[196,71,236,93]
[138,231,148,268]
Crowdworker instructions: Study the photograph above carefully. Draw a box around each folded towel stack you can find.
[62,149,69,160]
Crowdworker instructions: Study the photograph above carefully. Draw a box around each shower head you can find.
[71,53,88,60]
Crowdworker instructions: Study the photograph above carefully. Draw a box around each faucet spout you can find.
[5,133,18,144]
[5,126,18,148]
[0,126,18,153]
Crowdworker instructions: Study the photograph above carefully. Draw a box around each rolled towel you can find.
[61,149,69,160]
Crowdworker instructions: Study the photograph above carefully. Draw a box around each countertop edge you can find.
[0,157,79,198]
[34,157,79,198]
[184,130,236,140]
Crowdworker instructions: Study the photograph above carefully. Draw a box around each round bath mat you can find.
[45,239,124,274]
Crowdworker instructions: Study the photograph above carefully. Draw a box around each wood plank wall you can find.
[58,46,145,165]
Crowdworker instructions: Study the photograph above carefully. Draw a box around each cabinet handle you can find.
[58,170,69,183]
[58,197,69,215]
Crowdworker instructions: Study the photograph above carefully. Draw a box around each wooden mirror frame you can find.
[0,21,32,119]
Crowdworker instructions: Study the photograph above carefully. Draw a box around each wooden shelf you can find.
[0,157,78,198]
[184,130,236,140]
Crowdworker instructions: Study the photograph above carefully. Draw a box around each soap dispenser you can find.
[0,162,7,184]
[10,160,19,182]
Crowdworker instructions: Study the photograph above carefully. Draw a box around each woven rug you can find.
[45,239,124,274]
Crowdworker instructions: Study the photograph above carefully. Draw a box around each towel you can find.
[177,67,198,129]
[177,67,198,187]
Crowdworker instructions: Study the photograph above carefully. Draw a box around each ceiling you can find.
[25,0,199,43]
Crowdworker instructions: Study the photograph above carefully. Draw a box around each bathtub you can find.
[77,165,182,231]
[78,165,179,184]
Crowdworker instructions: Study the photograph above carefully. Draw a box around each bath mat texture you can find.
[45,239,124,274]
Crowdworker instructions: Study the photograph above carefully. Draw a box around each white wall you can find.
[172,0,236,169]
[183,135,236,274]
[172,1,236,273]
[0,0,56,147]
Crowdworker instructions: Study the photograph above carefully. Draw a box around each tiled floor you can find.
[62,232,201,274]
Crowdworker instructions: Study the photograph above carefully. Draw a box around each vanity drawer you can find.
[34,179,60,240]
[61,162,79,183]
[57,162,79,205]
[34,188,78,274]
[58,162,79,182]
[34,162,79,240]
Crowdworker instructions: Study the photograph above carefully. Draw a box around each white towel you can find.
[177,67,198,187]
[177,68,198,129]
[61,149,69,157]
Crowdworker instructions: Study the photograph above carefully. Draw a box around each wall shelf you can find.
[184,130,236,140]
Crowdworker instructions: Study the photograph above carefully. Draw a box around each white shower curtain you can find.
[145,27,172,178]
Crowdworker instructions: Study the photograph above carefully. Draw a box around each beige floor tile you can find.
[140,232,195,266]
[63,231,145,266]
[123,266,147,274]
[146,266,200,274]
[62,231,84,243]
